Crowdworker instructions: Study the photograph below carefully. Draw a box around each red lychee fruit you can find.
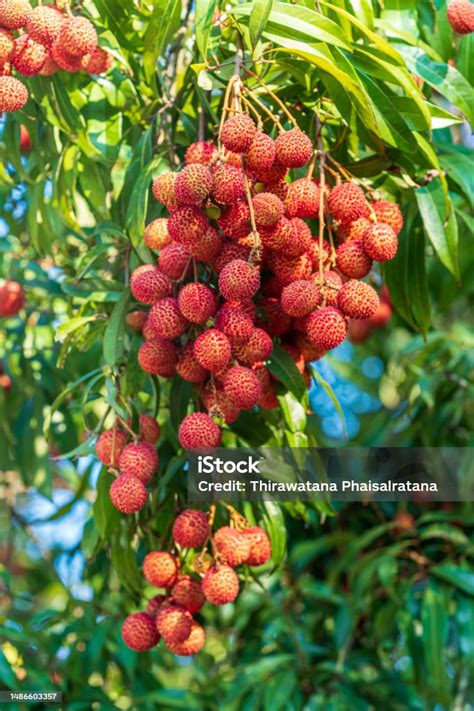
[166,621,205,656]
[244,131,276,173]
[218,259,260,301]
[26,5,63,47]
[172,509,210,548]
[50,40,82,72]
[211,164,245,205]
[259,217,295,253]
[194,328,232,373]
[214,526,252,567]
[363,222,398,262]
[171,576,205,613]
[81,47,112,74]
[147,297,188,339]
[371,200,403,235]
[177,283,216,324]
[57,16,97,57]
[201,565,239,605]
[269,251,312,285]
[285,178,320,218]
[281,279,322,317]
[119,441,158,484]
[328,182,371,225]
[174,164,213,206]
[138,338,177,377]
[217,200,251,240]
[252,192,285,227]
[158,242,191,279]
[19,124,32,152]
[152,172,178,211]
[139,415,160,445]
[0,75,28,112]
[185,140,218,165]
[143,551,179,588]
[274,128,312,168]
[176,342,207,383]
[221,113,257,153]
[257,297,292,337]
[0,0,32,29]
[167,206,208,246]
[304,306,348,351]
[368,301,392,328]
[110,473,147,514]
[267,180,289,202]
[233,327,273,365]
[202,385,240,424]
[188,225,224,262]
[156,604,192,644]
[178,412,222,450]
[39,53,59,76]
[146,594,166,617]
[307,239,330,271]
[243,526,272,565]
[0,29,15,64]
[130,264,172,305]
[337,280,380,319]
[319,270,343,307]
[0,280,25,316]
[341,217,372,242]
[447,0,474,34]
[222,366,261,410]
[144,218,170,250]
[294,333,325,362]
[215,302,254,343]
[249,159,288,185]
[213,241,250,273]
[336,240,373,278]
[122,612,159,652]
[96,428,128,467]
[348,318,372,343]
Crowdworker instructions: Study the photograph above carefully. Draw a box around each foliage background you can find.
[0,0,473,708]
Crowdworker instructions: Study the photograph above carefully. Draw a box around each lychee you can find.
[144,218,171,250]
[152,172,178,211]
[185,140,218,165]
[96,428,128,467]
[336,240,372,278]
[211,164,245,205]
[213,241,250,273]
[215,303,254,343]
[122,612,159,652]
[214,526,252,567]
[319,270,343,307]
[285,178,320,218]
[139,415,161,445]
[143,551,179,588]
[130,264,172,305]
[281,279,322,317]
[110,473,147,514]
[218,259,260,301]
[26,5,63,47]
[194,328,231,373]
[0,280,25,316]
[0,29,15,64]
[119,441,158,484]
[0,75,29,112]
[221,113,257,153]
[81,47,112,74]
[166,621,205,656]
[217,200,251,240]
[337,280,380,319]
[447,0,474,33]
[177,283,217,323]
[39,53,59,76]
[172,509,210,548]
[156,604,193,644]
[363,222,398,262]
[304,306,348,351]
[50,41,82,72]
[268,251,312,285]
[341,217,371,242]
[257,297,292,336]
[158,242,191,279]
[19,124,32,152]
[243,526,272,565]
[307,239,330,271]
[202,384,241,424]
[371,200,403,235]
[188,225,224,262]
[174,164,213,205]
[252,192,285,227]
[328,182,371,225]
[222,366,261,410]
[248,158,288,185]
[146,594,166,617]
[243,131,276,173]
[176,342,208,383]
[232,327,273,365]
[368,301,392,328]
[275,129,313,168]
[178,412,222,450]
[138,338,177,377]
[147,297,188,339]
[0,0,32,29]
[57,16,97,57]
[201,564,239,605]
[167,206,208,246]
[171,576,205,613]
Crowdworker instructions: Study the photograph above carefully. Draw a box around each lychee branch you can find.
[244,68,299,129]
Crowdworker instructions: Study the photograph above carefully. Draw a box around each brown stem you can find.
[242,86,284,131]
[244,68,299,128]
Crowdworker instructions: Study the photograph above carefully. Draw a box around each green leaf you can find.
[249,0,273,47]
[126,158,163,245]
[419,523,469,546]
[431,565,474,596]
[111,535,143,596]
[268,344,307,402]
[310,368,348,438]
[195,0,217,59]
[169,375,193,435]
[103,288,130,366]
[93,470,121,539]
[416,179,460,279]
[260,502,286,566]
[277,391,306,434]
[143,0,183,82]
[55,316,100,343]
[421,581,450,703]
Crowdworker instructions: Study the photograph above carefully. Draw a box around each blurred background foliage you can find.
[0,0,473,708]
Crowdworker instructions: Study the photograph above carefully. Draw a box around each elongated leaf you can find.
[195,0,217,59]
[421,582,450,703]
[260,501,287,566]
[268,344,307,402]
[249,0,273,47]
[111,536,143,596]
[103,288,130,366]
[169,375,193,435]
[277,391,306,433]
[310,368,348,438]
[416,179,459,279]
[93,470,121,539]
[431,565,474,596]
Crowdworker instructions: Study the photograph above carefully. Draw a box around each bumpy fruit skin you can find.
[221,113,257,153]
[96,428,128,467]
[217,200,251,240]
[281,279,322,317]
[0,76,29,112]
[244,526,272,565]
[144,218,170,250]
[328,183,371,225]
[174,164,213,205]
[244,131,276,172]
[146,594,166,617]
[156,604,193,644]
[304,307,348,351]
[12,34,47,75]
[215,303,254,343]
[336,240,372,278]
[0,29,15,63]
[167,206,208,246]
[122,612,159,652]
[249,158,288,185]
[185,140,217,165]
[337,280,379,319]
[194,328,232,373]
[0,280,25,316]
[172,509,210,548]
[285,178,320,218]
[130,265,172,305]
[341,217,372,242]
[233,327,273,365]
[269,251,312,285]
[152,172,178,211]
[158,242,191,279]
[447,0,474,33]
[58,16,97,57]
[147,297,188,339]
[39,54,59,76]
[320,270,343,307]
[143,551,179,588]
[177,283,216,323]
[110,473,147,514]
[176,343,207,383]
[275,129,313,168]
[138,339,177,377]
[26,6,64,46]
[223,366,261,410]
[139,415,161,445]
[214,526,252,567]
[119,441,158,484]
[211,164,245,205]
[50,41,83,72]
[167,621,205,656]
[258,297,292,337]
[371,200,403,235]
[203,385,240,424]
[0,0,32,29]
[363,222,398,262]
[201,565,239,605]
[178,412,221,450]
[81,47,112,74]
[172,576,205,613]
[188,225,223,262]
[252,192,285,227]
[218,259,260,301]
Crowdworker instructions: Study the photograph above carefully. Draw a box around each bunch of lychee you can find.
[0,0,111,113]
[447,0,474,34]
[126,109,402,449]
[121,507,272,656]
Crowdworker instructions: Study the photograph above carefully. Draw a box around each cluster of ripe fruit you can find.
[121,508,271,656]
[0,0,111,113]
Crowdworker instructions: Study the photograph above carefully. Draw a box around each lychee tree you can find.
[0,0,473,707]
